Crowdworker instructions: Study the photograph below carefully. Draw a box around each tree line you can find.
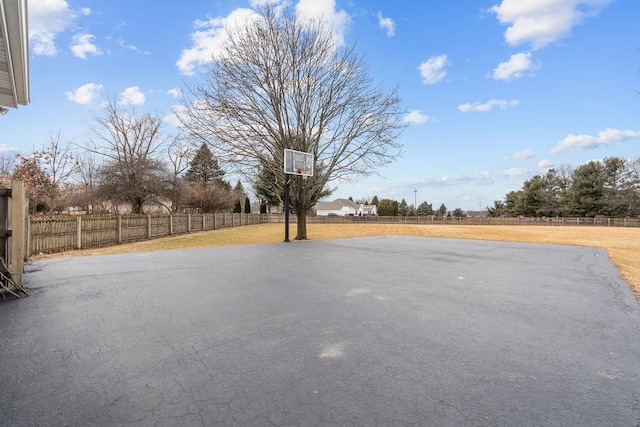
[1,100,252,215]
[347,195,466,218]
[487,157,640,218]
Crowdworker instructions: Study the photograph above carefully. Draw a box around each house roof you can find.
[0,0,29,109]
[315,198,360,211]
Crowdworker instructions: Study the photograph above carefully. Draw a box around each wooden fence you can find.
[266,214,640,227]
[29,213,267,255]
[28,213,640,255]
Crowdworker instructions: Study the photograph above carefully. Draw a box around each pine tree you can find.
[398,199,408,216]
[185,143,225,184]
[244,197,251,213]
[233,199,242,213]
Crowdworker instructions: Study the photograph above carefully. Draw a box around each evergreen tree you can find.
[416,201,434,216]
[487,200,507,217]
[255,164,283,209]
[244,197,251,213]
[233,199,242,213]
[370,195,379,206]
[452,208,465,218]
[565,161,606,217]
[260,200,267,214]
[185,143,225,184]
[398,199,408,216]
[436,203,447,217]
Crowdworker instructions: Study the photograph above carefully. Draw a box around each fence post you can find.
[187,213,191,233]
[577,217,579,226]
[169,214,173,235]
[76,216,82,250]
[117,215,122,244]
[9,180,25,286]
[147,214,152,239]
[203,213,206,231]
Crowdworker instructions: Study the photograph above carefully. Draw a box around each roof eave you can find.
[0,0,29,108]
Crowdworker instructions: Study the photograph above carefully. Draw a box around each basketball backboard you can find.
[284,149,313,177]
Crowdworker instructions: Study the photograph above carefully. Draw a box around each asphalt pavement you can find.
[1,235,639,426]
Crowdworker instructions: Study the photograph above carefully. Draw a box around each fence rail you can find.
[28,213,268,255]
[28,213,640,255]
[266,214,640,227]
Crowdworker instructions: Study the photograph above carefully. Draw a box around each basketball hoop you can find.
[284,149,314,177]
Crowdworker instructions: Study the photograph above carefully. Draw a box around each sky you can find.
[2,0,639,211]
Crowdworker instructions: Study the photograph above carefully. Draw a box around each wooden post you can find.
[169,214,173,235]
[76,216,82,249]
[25,213,31,259]
[203,213,206,231]
[213,213,217,230]
[117,215,122,244]
[9,180,25,286]
[187,213,191,233]
[147,214,152,239]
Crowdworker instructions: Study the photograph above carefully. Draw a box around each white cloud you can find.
[164,106,186,128]
[551,128,640,153]
[296,0,351,46]
[119,86,146,106]
[70,33,103,59]
[29,0,76,56]
[66,83,103,104]
[418,54,448,85]
[538,159,554,169]
[377,12,395,37]
[458,99,520,112]
[512,149,535,160]
[117,39,135,51]
[167,88,182,99]
[177,1,351,75]
[404,110,431,125]
[176,8,260,75]
[490,0,612,49]
[249,0,281,7]
[503,168,526,177]
[421,168,527,187]
[80,7,91,16]
[492,52,537,81]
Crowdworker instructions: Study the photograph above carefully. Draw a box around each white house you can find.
[315,198,378,216]
[358,204,378,216]
[315,198,360,216]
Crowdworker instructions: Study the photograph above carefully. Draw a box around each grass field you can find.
[32,223,640,301]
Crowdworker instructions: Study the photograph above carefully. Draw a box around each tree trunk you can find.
[132,198,144,214]
[295,210,307,240]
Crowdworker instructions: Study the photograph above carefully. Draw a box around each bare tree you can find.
[71,152,101,212]
[0,152,15,188]
[89,97,172,214]
[39,131,77,212]
[166,137,195,211]
[179,7,405,239]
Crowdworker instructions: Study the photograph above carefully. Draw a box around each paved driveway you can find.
[1,236,639,426]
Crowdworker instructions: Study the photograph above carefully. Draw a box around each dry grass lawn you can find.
[32,223,640,301]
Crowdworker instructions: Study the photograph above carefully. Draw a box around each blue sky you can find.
[2,0,639,210]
